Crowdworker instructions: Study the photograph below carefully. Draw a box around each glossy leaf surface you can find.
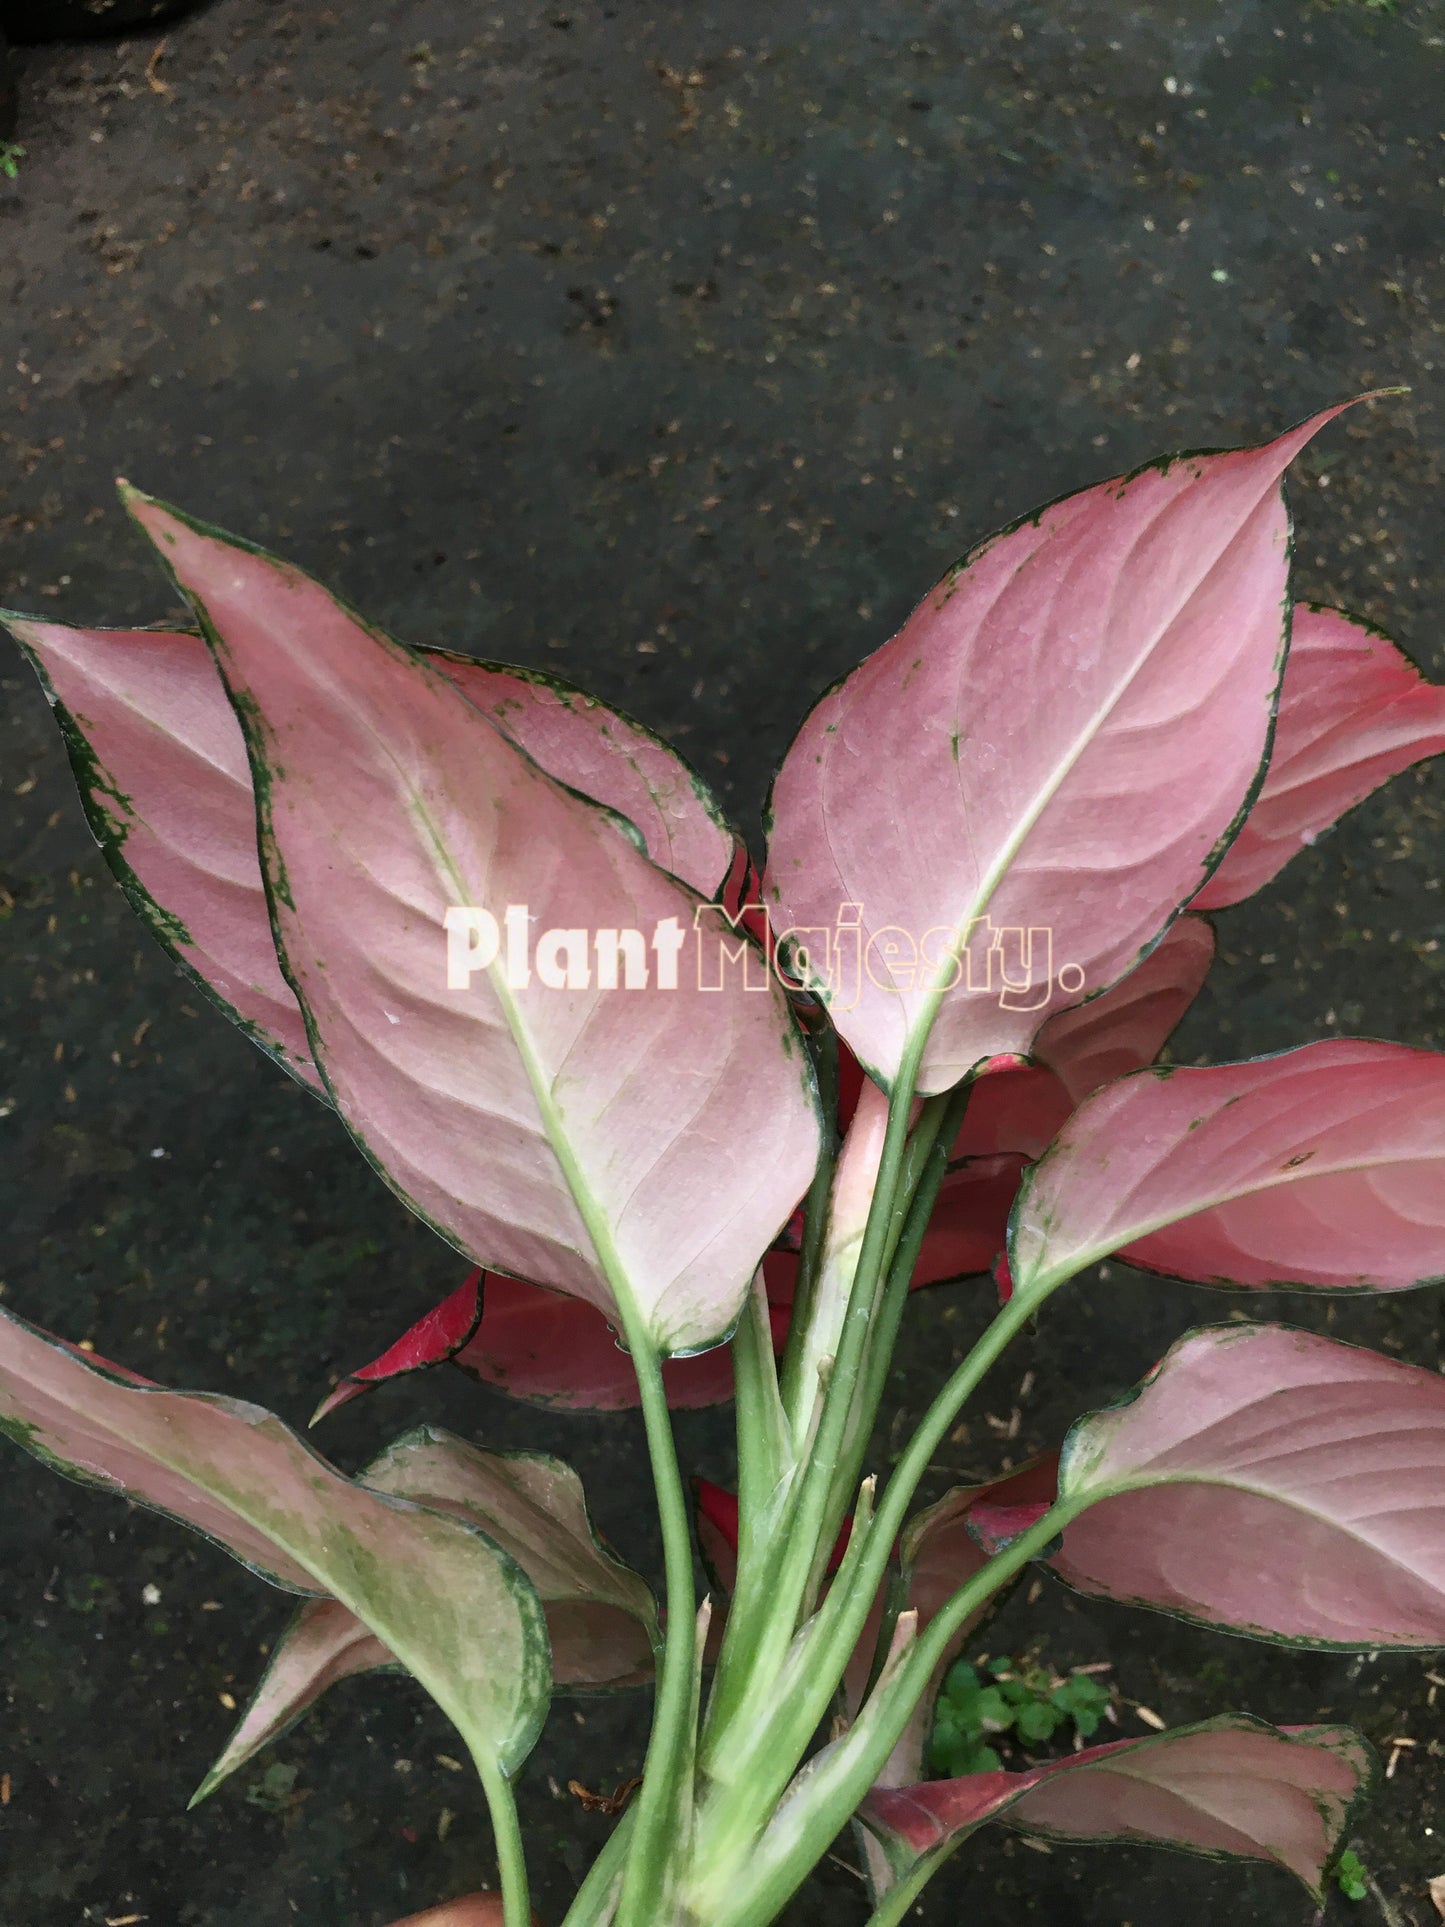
[1011,1038,1445,1297]
[1195,605,1445,910]
[765,408,1348,1094]
[126,495,819,1352]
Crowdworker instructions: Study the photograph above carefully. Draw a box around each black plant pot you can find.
[0,0,206,42]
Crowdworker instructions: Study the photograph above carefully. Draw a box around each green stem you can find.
[470,1746,532,1927]
[714,1058,923,1749]
[614,1342,699,1926]
[779,1015,841,1416]
[860,1851,943,1927]
[834,1080,975,1527]
[562,1808,637,1927]
[775,1038,927,1613]
[732,1272,787,1536]
[713,1501,1079,1927]
[802,1284,1045,1715]
[704,1280,793,1742]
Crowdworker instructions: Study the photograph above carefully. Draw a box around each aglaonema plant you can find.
[5,394,1445,1927]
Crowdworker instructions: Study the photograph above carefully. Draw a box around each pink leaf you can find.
[764,405,1358,1095]
[419,649,739,900]
[1195,605,1445,910]
[1010,1038,1445,1298]
[862,1715,1373,1901]
[194,1432,657,1803]
[1,618,324,1091]
[3,615,740,1094]
[192,1598,395,1803]
[1031,915,1216,1104]
[1050,1323,1445,1646]
[124,495,820,1354]
[0,1305,550,1773]
[387,1898,532,1927]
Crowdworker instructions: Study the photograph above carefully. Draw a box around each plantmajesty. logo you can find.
[445,904,1083,1012]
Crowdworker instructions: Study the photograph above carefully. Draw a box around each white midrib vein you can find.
[413,794,649,1348]
[915,480,1283,1043]
[1029,1144,1430,1294]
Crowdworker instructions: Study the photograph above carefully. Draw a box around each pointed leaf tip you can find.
[0,1304,552,1776]
[125,498,819,1354]
[764,408,1354,1093]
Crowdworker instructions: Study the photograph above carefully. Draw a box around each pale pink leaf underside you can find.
[1031,914,1216,1103]
[1194,605,1445,910]
[862,1716,1371,1899]
[4,617,737,1097]
[0,1306,550,1771]
[125,495,819,1352]
[764,407,1352,1095]
[1011,1038,1445,1296]
[1055,1323,1445,1646]
[3,617,323,1088]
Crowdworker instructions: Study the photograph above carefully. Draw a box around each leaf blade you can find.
[0,1305,551,1774]
[1194,605,1445,910]
[765,408,1354,1094]
[124,494,820,1353]
[862,1715,1374,1901]
[1010,1038,1445,1297]
[1052,1323,1445,1648]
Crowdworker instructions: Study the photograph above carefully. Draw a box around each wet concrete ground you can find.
[1,1,1444,1921]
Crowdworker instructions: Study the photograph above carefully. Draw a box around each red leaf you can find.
[911,1155,1027,1288]
[312,1273,485,1424]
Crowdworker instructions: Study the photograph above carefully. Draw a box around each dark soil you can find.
[2,2,1444,1924]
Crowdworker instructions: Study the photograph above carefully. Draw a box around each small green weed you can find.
[1335,1848,1369,1902]
[929,1655,1113,1778]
